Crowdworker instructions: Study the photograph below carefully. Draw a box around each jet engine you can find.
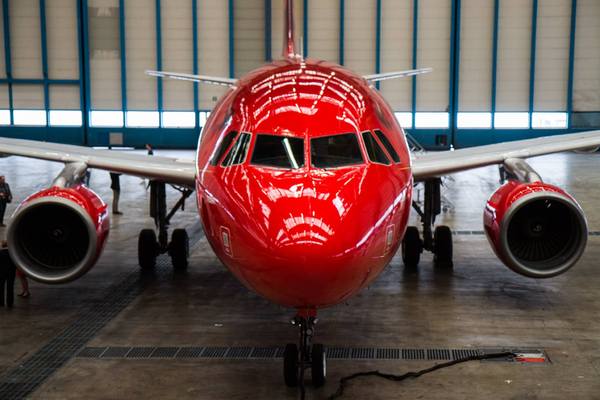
[484,180,587,278]
[7,184,110,284]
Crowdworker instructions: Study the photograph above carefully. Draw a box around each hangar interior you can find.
[1,1,600,400]
[0,0,599,148]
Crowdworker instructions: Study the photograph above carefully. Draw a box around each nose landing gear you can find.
[283,315,327,391]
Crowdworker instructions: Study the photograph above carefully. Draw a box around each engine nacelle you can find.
[484,181,588,278]
[7,185,110,284]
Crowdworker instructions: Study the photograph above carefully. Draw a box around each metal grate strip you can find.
[0,256,178,400]
[77,346,546,362]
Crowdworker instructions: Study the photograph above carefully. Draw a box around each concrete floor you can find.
[1,151,600,399]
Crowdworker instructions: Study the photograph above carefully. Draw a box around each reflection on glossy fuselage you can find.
[196,59,413,311]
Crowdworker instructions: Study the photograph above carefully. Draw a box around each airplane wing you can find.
[411,130,600,180]
[364,68,432,83]
[146,70,237,87]
[0,137,196,186]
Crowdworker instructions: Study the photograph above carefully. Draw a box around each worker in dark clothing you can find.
[0,241,16,308]
[0,175,13,227]
[145,143,154,156]
[110,172,122,215]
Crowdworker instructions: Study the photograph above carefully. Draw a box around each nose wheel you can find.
[283,316,326,389]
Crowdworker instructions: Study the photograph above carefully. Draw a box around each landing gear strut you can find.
[403,178,453,269]
[283,315,326,389]
[137,181,194,270]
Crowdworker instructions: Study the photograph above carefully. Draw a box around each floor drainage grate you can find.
[76,346,547,362]
[0,256,178,400]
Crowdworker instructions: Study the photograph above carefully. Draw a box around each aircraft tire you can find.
[434,226,453,269]
[170,229,189,270]
[402,226,422,268]
[283,343,299,387]
[311,343,327,387]
[138,229,158,269]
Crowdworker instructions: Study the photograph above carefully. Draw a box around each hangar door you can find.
[0,0,599,149]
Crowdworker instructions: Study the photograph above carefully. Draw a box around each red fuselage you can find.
[195,58,413,312]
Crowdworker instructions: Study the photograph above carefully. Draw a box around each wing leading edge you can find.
[411,130,600,180]
[0,137,196,186]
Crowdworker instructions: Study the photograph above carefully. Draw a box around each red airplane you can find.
[1,0,599,389]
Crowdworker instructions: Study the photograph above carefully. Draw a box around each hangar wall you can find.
[0,0,598,149]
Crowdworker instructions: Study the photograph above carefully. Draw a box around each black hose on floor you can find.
[327,351,516,399]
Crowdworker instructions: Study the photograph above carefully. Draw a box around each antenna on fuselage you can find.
[283,0,299,59]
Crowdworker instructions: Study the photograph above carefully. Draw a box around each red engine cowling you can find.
[7,185,110,284]
[484,180,588,278]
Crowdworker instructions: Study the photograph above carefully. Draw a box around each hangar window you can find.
[374,130,400,163]
[0,110,10,125]
[90,111,124,127]
[13,110,47,126]
[211,131,238,166]
[310,133,363,169]
[362,131,391,165]
[251,134,305,169]
[222,132,252,167]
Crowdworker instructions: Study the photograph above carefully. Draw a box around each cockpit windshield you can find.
[310,133,364,169]
[251,134,305,169]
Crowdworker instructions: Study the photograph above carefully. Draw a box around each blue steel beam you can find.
[449,0,461,144]
[76,0,89,143]
[528,0,538,129]
[491,0,499,128]
[566,0,577,128]
[411,0,418,128]
[119,0,127,125]
[375,0,382,90]
[81,0,91,143]
[0,78,79,85]
[155,0,163,126]
[339,0,344,65]
[39,0,49,126]
[229,0,235,78]
[303,0,308,57]
[2,0,13,124]
[265,0,272,61]
[192,0,199,129]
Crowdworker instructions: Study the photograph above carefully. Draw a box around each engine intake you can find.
[7,185,110,284]
[484,181,587,278]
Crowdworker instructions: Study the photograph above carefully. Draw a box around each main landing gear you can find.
[283,315,327,390]
[138,181,194,270]
[403,178,453,269]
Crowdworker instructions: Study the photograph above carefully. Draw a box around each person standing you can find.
[0,176,13,227]
[145,143,154,156]
[0,241,16,308]
[110,172,122,215]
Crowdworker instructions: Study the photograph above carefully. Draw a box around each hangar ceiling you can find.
[0,0,598,149]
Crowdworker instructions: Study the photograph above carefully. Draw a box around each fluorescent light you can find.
[126,111,159,128]
[13,110,47,126]
[415,112,449,129]
[49,110,83,127]
[394,112,413,129]
[90,111,124,127]
[494,113,529,129]
[162,111,196,128]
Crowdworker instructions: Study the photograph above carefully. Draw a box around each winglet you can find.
[283,0,298,59]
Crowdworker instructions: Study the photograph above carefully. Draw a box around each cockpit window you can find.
[311,133,364,168]
[251,134,305,169]
[222,132,251,167]
[375,130,400,163]
[211,131,237,166]
[362,131,391,165]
